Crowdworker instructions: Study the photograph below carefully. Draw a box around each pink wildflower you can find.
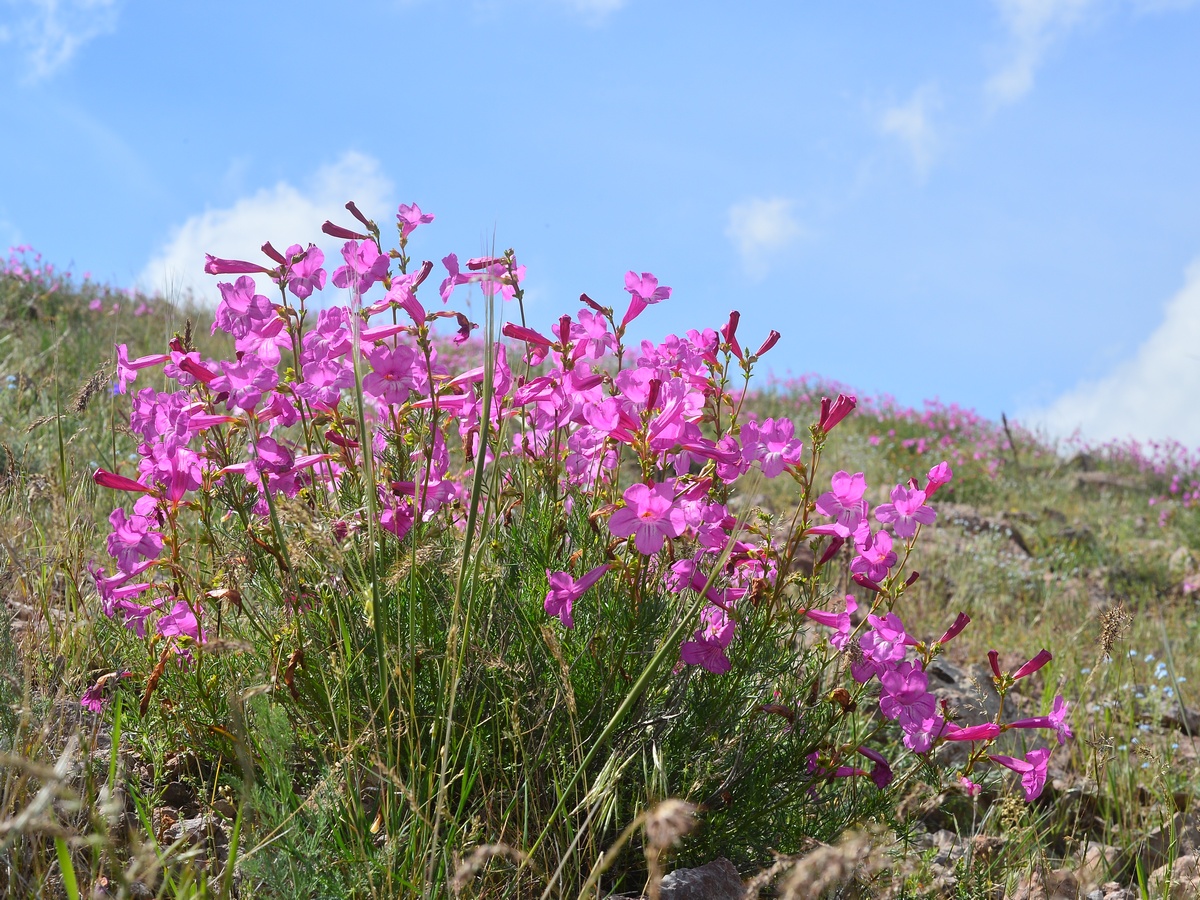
[608,482,688,555]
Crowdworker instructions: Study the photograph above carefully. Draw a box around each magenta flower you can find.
[619,270,671,328]
[107,508,163,573]
[204,254,271,276]
[874,483,936,539]
[93,468,151,495]
[814,471,870,538]
[859,614,902,672]
[879,660,936,725]
[397,202,434,239]
[157,598,206,645]
[544,563,610,629]
[990,648,1053,681]
[608,482,688,555]
[210,355,277,412]
[213,276,274,339]
[818,393,856,433]
[802,595,856,650]
[362,343,424,405]
[680,605,735,674]
[282,243,327,300]
[856,746,894,789]
[741,417,804,478]
[942,722,1002,742]
[81,670,131,713]
[926,461,953,497]
[115,344,170,394]
[332,239,390,293]
[989,747,1051,801]
[935,612,971,646]
[1008,695,1073,745]
[850,529,897,583]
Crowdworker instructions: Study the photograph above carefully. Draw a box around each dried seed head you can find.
[71,362,111,414]
[1099,601,1132,660]
[644,799,697,850]
[451,843,528,896]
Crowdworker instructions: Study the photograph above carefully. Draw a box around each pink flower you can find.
[204,254,271,276]
[741,417,804,478]
[397,202,434,239]
[818,393,856,433]
[115,344,170,394]
[874,484,936,539]
[879,660,936,726]
[608,481,688,555]
[107,508,163,573]
[959,776,981,798]
[925,461,953,497]
[544,563,610,629]
[680,605,735,674]
[93,468,151,495]
[1007,694,1073,745]
[802,595,857,650]
[936,612,971,645]
[81,670,131,713]
[282,243,327,300]
[989,747,1051,801]
[814,471,869,538]
[332,239,390,293]
[157,599,206,646]
[857,746,894,789]
[942,722,1002,742]
[850,530,897,583]
[620,271,671,328]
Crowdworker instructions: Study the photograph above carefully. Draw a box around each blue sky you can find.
[3,0,1200,445]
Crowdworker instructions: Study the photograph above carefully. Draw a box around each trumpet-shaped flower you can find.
[544,564,610,629]
[874,483,936,539]
[608,481,688,555]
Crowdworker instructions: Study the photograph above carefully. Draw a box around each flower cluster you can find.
[81,202,1071,807]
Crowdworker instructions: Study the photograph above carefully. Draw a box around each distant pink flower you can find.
[544,563,610,628]
[990,747,1051,801]
[959,776,981,798]
[608,481,688,555]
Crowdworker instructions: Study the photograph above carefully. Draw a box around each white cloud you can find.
[879,85,940,178]
[1026,258,1200,447]
[139,151,394,305]
[724,197,805,281]
[986,0,1097,104]
[2,0,121,83]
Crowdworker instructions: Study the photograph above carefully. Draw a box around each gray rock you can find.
[658,858,743,900]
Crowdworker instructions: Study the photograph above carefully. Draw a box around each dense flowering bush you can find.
[80,202,1076,885]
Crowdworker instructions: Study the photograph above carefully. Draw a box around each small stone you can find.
[658,858,742,900]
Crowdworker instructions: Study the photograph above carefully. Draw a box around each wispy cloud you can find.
[1026,258,1200,446]
[139,151,394,305]
[879,85,941,178]
[986,0,1096,104]
[1,0,122,83]
[724,197,805,281]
